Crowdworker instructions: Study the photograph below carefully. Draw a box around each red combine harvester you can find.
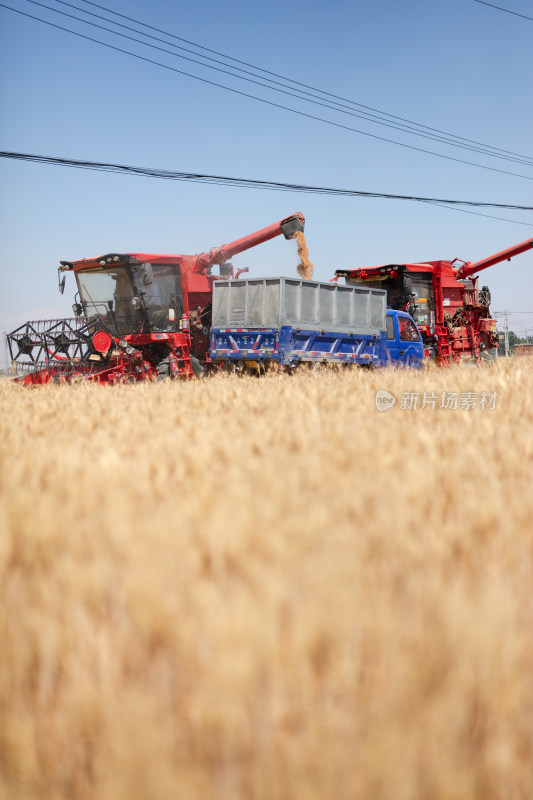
[335,238,533,364]
[7,213,305,384]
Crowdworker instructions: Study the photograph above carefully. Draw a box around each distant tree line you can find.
[497,331,533,355]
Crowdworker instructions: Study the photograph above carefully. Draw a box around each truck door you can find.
[385,312,399,363]
[398,314,423,365]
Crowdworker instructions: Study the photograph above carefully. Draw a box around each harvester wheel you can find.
[190,356,206,379]
[156,358,171,380]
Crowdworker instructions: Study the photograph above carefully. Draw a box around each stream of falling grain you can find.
[295,230,314,280]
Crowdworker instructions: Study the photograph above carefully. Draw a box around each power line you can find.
[418,200,533,227]
[35,0,533,167]
[2,151,533,228]
[24,0,533,167]
[2,2,533,182]
[492,312,533,337]
[76,0,532,163]
[473,0,533,23]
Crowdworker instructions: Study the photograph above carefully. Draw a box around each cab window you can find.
[399,317,419,342]
[131,263,183,332]
[386,315,395,340]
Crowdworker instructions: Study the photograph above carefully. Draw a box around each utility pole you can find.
[504,311,509,357]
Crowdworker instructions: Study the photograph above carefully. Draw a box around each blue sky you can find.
[1,0,532,362]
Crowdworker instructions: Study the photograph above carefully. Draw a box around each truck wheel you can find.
[424,345,437,366]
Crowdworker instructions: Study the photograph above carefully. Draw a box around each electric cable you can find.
[2,151,532,226]
[418,200,533,227]
[76,0,532,161]
[21,0,533,167]
[473,0,533,23]
[2,2,532,182]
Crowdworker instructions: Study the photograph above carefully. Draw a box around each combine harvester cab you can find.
[7,214,305,384]
[335,238,533,365]
[209,277,424,371]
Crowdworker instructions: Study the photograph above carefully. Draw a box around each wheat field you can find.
[0,360,532,800]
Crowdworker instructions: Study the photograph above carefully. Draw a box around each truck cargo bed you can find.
[210,326,383,366]
[212,277,387,333]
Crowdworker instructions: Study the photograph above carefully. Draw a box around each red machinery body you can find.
[8,213,305,384]
[335,238,533,364]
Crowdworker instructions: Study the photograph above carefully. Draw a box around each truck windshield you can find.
[76,266,144,335]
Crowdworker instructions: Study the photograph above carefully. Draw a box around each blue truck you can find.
[209,277,424,370]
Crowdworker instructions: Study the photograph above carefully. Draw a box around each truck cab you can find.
[385,310,425,366]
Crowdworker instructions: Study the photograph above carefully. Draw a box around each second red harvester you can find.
[335,238,533,364]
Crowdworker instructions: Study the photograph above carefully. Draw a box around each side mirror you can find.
[141,263,153,285]
[132,297,141,309]
[59,274,66,294]
[72,303,82,317]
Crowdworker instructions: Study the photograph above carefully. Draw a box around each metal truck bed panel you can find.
[212,277,386,334]
[210,326,385,365]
